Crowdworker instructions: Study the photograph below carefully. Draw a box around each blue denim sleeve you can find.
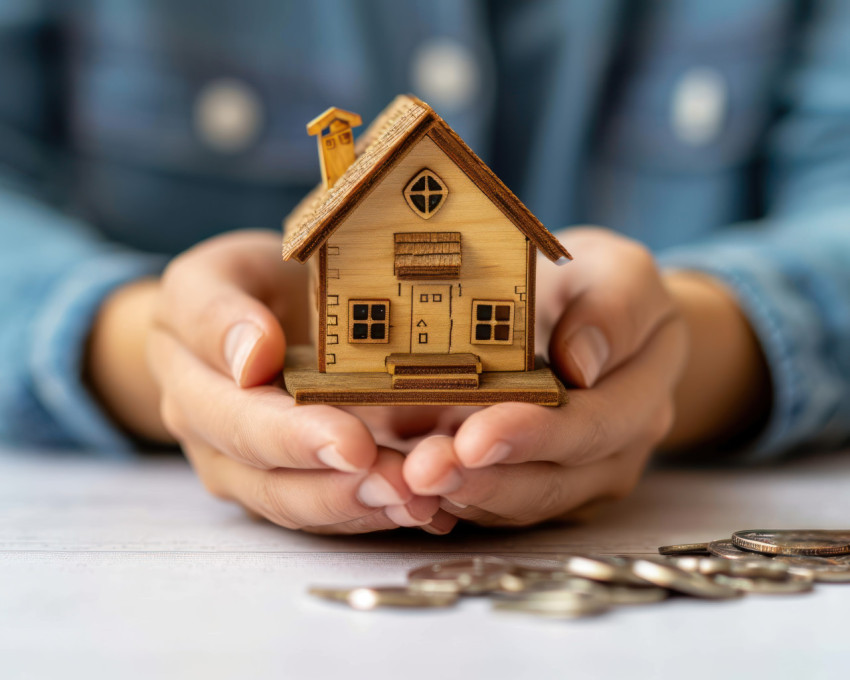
[0,4,165,453]
[659,1,850,460]
[0,185,165,453]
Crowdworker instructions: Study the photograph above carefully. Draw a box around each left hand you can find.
[401,228,688,528]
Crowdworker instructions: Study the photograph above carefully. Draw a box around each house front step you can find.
[284,346,566,407]
[391,373,480,390]
[385,352,482,376]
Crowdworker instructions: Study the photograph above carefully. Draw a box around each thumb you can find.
[548,285,675,389]
[549,315,610,389]
[155,231,289,388]
[221,307,286,388]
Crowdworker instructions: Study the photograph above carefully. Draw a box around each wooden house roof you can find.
[282,95,572,264]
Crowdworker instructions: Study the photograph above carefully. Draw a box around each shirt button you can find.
[410,38,480,111]
[671,67,727,146]
[194,78,264,153]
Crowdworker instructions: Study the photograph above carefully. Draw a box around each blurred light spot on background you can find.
[671,67,727,147]
[410,39,480,112]
[194,78,264,153]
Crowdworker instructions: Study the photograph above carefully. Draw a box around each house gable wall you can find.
[323,134,529,373]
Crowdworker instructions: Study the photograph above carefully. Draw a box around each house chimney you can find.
[306,107,363,190]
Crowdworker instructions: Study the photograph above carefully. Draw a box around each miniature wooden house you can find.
[282,95,571,406]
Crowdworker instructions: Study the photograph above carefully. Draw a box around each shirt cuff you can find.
[658,248,841,462]
[27,249,167,457]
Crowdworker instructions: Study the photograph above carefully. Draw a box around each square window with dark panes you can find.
[471,300,515,345]
[348,300,390,343]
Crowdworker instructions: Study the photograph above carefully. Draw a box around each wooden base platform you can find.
[283,346,567,406]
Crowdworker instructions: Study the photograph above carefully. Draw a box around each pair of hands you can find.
[144,228,687,534]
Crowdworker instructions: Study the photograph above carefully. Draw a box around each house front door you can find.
[411,284,451,353]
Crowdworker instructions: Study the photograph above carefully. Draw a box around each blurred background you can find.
[1,0,796,255]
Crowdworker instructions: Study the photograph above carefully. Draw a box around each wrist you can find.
[661,270,771,451]
[85,277,174,444]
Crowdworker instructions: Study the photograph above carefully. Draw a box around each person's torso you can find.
[58,0,800,253]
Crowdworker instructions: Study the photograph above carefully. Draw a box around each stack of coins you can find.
[308,530,850,620]
[659,529,850,583]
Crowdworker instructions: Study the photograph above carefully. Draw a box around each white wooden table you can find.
[1,447,848,680]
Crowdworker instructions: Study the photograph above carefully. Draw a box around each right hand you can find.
[137,230,444,534]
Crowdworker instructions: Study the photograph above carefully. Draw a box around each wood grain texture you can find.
[306,108,363,190]
[282,94,570,265]
[281,94,573,400]
[283,96,435,263]
[386,352,482,375]
[317,244,327,372]
[394,232,461,280]
[424,123,571,264]
[306,107,362,135]
[322,135,528,373]
[393,232,462,243]
[526,241,537,371]
[283,346,565,406]
[391,375,480,390]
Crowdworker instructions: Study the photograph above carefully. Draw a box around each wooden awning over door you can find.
[393,232,461,280]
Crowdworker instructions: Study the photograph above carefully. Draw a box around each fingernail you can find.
[423,510,458,535]
[470,441,512,468]
[422,525,450,535]
[224,322,263,385]
[385,504,431,527]
[442,498,468,510]
[566,326,609,387]
[357,474,406,507]
[424,466,463,495]
[316,445,363,473]
[422,519,455,535]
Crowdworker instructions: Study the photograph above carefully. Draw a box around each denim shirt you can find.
[1,0,849,459]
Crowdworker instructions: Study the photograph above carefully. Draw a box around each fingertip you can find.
[356,446,414,508]
[453,406,516,468]
[234,320,287,388]
[325,410,379,472]
[421,509,458,535]
[549,337,588,388]
[386,495,439,527]
[549,325,604,389]
[316,444,364,473]
[403,436,462,495]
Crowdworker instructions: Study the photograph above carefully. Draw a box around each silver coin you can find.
[492,587,610,620]
[309,585,458,610]
[631,558,742,600]
[713,572,814,595]
[672,556,791,581]
[774,554,850,583]
[670,556,736,575]
[709,539,772,561]
[658,543,711,556]
[408,557,513,594]
[498,571,581,594]
[496,576,603,598]
[563,554,652,587]
[732,530,850,557]
[601,584,669,606]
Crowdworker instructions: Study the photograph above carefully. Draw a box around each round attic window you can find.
[403,169,448,219]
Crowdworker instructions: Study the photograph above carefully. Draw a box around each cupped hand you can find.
[402,228,688,527]
[147,230,443,534]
